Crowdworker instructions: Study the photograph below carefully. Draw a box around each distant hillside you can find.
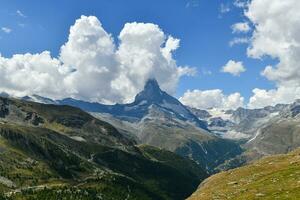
[219,101,300,170]
[188,148,300,200]
[245,100,300,156]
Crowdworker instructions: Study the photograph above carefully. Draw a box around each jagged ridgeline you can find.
[0,97,208,200]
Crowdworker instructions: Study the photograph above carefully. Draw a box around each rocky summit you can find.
[59,79,208,129]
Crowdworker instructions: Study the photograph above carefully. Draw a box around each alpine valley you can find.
[1,79,300,199]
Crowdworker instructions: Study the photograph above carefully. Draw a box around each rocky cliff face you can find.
[0,98,9,118]
[244,101,300,157]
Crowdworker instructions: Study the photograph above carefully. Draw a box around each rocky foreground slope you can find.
[188,148,300,200]
[0,97,207,200]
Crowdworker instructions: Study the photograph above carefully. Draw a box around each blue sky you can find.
[0,0,277,105]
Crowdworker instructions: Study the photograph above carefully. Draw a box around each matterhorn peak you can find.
[144,79,161,91]
[134,79,165,103]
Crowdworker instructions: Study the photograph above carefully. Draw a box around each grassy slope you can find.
[3,97,133,147]
[188,148,300,200]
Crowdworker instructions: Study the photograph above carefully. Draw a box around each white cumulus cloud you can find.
[248,87,300,108]
[0,15,195,104]
[16,10,26,18]
[231,22,251,33]
[0,51,64,98]
[1,27,12,34]
[233,0,249,8]
[229,37,249,47]
[244,0,300,108]
[59,16,120,103]
[220,3,231,14]
[179,89,244,110]
[221,60,246,76]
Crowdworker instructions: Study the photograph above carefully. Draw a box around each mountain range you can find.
[18,79,300,170]
[2,78,300,199]
[22,79,243,172]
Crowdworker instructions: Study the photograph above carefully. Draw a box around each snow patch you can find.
[161,100,190,119]
[208,108,232,120]
[198,143,208,154]
[247,129,261,143]
[70,136,86,142]
[222,130,250,140]
[138,100,148,105]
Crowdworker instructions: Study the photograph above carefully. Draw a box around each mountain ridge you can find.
[16,79,242,173]
[58,79,208,130]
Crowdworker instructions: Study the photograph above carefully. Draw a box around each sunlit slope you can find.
[188,148,300,200]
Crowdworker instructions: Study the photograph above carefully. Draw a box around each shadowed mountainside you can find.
[0,97,208,200]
